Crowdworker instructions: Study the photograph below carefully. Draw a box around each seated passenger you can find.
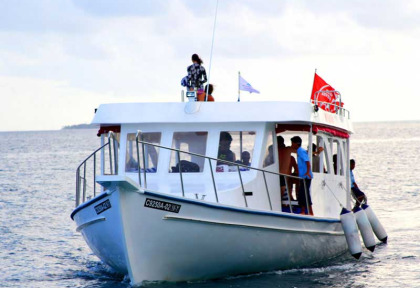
[240,151,251,166]
[236,151,251,170]
[197,84,215,102]
[171,160,200,173]
[350,159,367,211]
[217,132,236,165]
[263,145,274,167]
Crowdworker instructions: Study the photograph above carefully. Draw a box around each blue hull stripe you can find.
[71,189,340,224]
[144,191,340,223]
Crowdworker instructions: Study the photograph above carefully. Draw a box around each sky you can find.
[1,0,420,131]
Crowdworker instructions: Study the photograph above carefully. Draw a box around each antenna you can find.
[205,0,219,101]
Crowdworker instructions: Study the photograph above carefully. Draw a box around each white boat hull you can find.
[73,186,347,286]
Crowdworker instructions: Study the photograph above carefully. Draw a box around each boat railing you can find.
[135,131,309,213]
[75,132,119,207]
[313,90,350,119]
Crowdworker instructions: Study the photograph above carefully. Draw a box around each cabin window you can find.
[318,137,331,174]
[217,131,256,172]
[170,132,208,173]
[125,132,161,173]
[100,132,120,175]
[263,131,274,168]
[332,140,345,176]
[312,136,323,173]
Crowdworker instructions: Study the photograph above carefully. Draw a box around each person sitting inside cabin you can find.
[240,151,251,166]
[197,84,215,102]
[263,145,274,167]
[217,132,236,165]
[350,159,367,211]
[236,151,251,171]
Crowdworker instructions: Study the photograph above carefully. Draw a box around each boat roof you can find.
[92,101,354,133]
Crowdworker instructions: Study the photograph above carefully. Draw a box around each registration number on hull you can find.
[144,198,181,213]
[95,199,112,215]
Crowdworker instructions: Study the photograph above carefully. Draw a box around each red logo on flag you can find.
[310,73,339,113]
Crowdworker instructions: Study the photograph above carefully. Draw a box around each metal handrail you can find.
[75,135,120,207]
[108,131,119,174]
[76,142,108,207]
[313,90,350,119]
[135,139,308,212]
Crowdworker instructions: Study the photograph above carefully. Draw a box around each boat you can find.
[71,92,358,286]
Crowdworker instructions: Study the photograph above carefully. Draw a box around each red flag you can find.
[310,73,339,113]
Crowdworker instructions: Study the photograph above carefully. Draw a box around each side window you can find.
[101,132,120,175]
[170,132,208,173]
[335,140,345,176]
[318,137,330,174]
[217,131,256,172]
[341,140,348,175]
[126,132,161,173]
[263,131,274,168]
[332,140,344,175]
[312,137,322,173]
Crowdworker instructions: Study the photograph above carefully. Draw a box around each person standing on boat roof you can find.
[350,159,367,211]
[187,54,207,91]
[291,136,314,215]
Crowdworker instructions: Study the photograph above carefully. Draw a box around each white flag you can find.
[239,75,260,94]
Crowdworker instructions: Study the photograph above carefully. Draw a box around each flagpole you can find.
[238,71,241,102]
[312,68,317,105]
[205,0,219,102]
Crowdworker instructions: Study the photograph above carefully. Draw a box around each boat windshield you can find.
[169,132,208,173]
[125,132,162,173]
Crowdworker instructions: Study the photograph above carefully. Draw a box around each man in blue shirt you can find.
[291,136,314,215]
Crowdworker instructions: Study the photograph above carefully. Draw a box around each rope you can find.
[324,182,345,208]
[205,0,219,101]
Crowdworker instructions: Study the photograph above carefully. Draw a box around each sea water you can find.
[0,122,419,288]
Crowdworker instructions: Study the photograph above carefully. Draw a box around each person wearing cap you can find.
[291,136,314,215]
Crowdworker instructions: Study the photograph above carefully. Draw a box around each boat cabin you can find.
[83,101,353,219]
